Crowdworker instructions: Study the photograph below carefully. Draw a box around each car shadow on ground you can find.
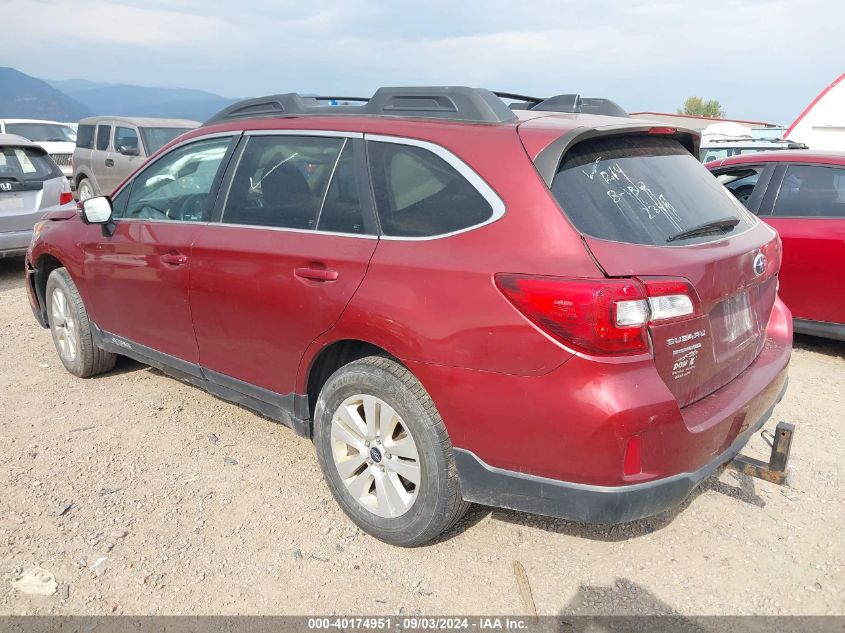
[558,577,710,625]
[0,256,26,292]
[439,468,765,544]
[793,333,844,360]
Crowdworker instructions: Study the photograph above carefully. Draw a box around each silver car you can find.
[0,134,73,258]
[72,116,199,200]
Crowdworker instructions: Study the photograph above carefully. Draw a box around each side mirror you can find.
[119,145,139,156]
[80,196,113,224]
[81,196,116,237]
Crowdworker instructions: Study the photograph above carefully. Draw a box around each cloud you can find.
[2,0,842,122]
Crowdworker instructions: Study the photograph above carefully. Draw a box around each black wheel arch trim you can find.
[91,324,312,437]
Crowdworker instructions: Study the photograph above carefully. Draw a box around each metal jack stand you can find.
[726,421,795,485]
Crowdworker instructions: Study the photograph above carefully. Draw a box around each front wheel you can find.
[314,356,469,546]
[76,178,95,201]
[46,268,116,378]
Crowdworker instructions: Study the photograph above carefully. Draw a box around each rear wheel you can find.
[76,178,94,201]
[314,356,469,546]
[46,268,116,378]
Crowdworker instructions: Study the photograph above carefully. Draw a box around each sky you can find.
[3,0,843,125]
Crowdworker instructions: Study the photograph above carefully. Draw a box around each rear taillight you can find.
[59,179,73,205]
[494,274,700,356]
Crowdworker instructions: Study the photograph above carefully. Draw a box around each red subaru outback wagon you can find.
[25,88,792,545]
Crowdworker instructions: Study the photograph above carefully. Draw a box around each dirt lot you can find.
[0,256,843,616]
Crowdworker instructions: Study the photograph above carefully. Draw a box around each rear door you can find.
[760,163,845,324]
[189,131,378,397]
[93,122,116,194]
[544,134,780,407]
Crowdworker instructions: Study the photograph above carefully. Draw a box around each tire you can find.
[76,178,95,201]
[314,356,469,546]
[46,268,116,378]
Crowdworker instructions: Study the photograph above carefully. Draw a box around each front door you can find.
[189,132,378,396]
[81,135,236,362]
[761,163,845,325]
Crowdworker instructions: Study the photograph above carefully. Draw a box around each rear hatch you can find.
[0,144,63,229]
[537,132,780,407]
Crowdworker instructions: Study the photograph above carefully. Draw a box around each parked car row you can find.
[0,119,77,179]
[25,87,792,545]
[707,151,845,340]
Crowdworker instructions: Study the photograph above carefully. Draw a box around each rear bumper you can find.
[0,230,33,258]
[455,374,788,524]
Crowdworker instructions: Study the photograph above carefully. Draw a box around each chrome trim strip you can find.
[203,221,378,240]
[244,129,364,139]
[364,133,506,241]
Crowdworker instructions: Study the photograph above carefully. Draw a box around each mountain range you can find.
[0,67,239,123]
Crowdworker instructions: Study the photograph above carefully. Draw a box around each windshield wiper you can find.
[666,217,740,243]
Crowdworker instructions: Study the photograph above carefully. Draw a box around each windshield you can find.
[6,122,75,143]
[140,127,193,155]
[550,136,756,246]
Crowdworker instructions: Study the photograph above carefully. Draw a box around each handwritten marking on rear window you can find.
[587,161,683,230]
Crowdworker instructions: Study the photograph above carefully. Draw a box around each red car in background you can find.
[707,151,845,341]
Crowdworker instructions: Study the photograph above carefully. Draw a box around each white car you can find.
[0,119,76,179]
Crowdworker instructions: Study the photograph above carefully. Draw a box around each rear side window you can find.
[772,164,845,218]
[0,146,60,181]
[715,166,764,207]
[96,125,111,151]
[551,136,755,246]
[115,127,139,152]
[223,135,346,231]
[367,141,494,237]
[76,124,95,149]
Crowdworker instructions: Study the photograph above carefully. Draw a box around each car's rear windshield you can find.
[6,123,75,143]
[0,145,60,181]
[550,136,756,246]
[141,127,192,155]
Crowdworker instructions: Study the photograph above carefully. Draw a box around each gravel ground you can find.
[0,255,843,616]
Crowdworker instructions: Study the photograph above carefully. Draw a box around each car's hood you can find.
[42,201,79,220]
[34,141,75,154]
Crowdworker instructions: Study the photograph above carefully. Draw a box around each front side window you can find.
[772,164,845,218]
[96,125,111,151]
[115,127,140,153]
[122,137,231,222]
[551,136,756,246]
[223,135,347,230]
[367,141,494,237]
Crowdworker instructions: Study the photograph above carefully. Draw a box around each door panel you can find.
[189,227,377,394]
[82,221,205,361]
[762,163,845,324]
[80,136,237,361]
[765,217,845,323]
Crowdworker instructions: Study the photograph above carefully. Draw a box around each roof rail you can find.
[495,92,628,117]
[204,86,518,126]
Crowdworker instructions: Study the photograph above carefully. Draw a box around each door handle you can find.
[105,158,114,167]
[161,253,188,266]
[294,267,339,282]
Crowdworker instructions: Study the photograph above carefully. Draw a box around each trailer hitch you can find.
[726,421,794,485]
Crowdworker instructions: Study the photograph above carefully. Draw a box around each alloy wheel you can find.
[331,394,421,518]
[51,287,78,362]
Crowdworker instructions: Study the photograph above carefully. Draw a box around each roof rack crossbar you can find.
[204,86,517,126]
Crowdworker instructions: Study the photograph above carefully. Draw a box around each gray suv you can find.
[73,116,198,199]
